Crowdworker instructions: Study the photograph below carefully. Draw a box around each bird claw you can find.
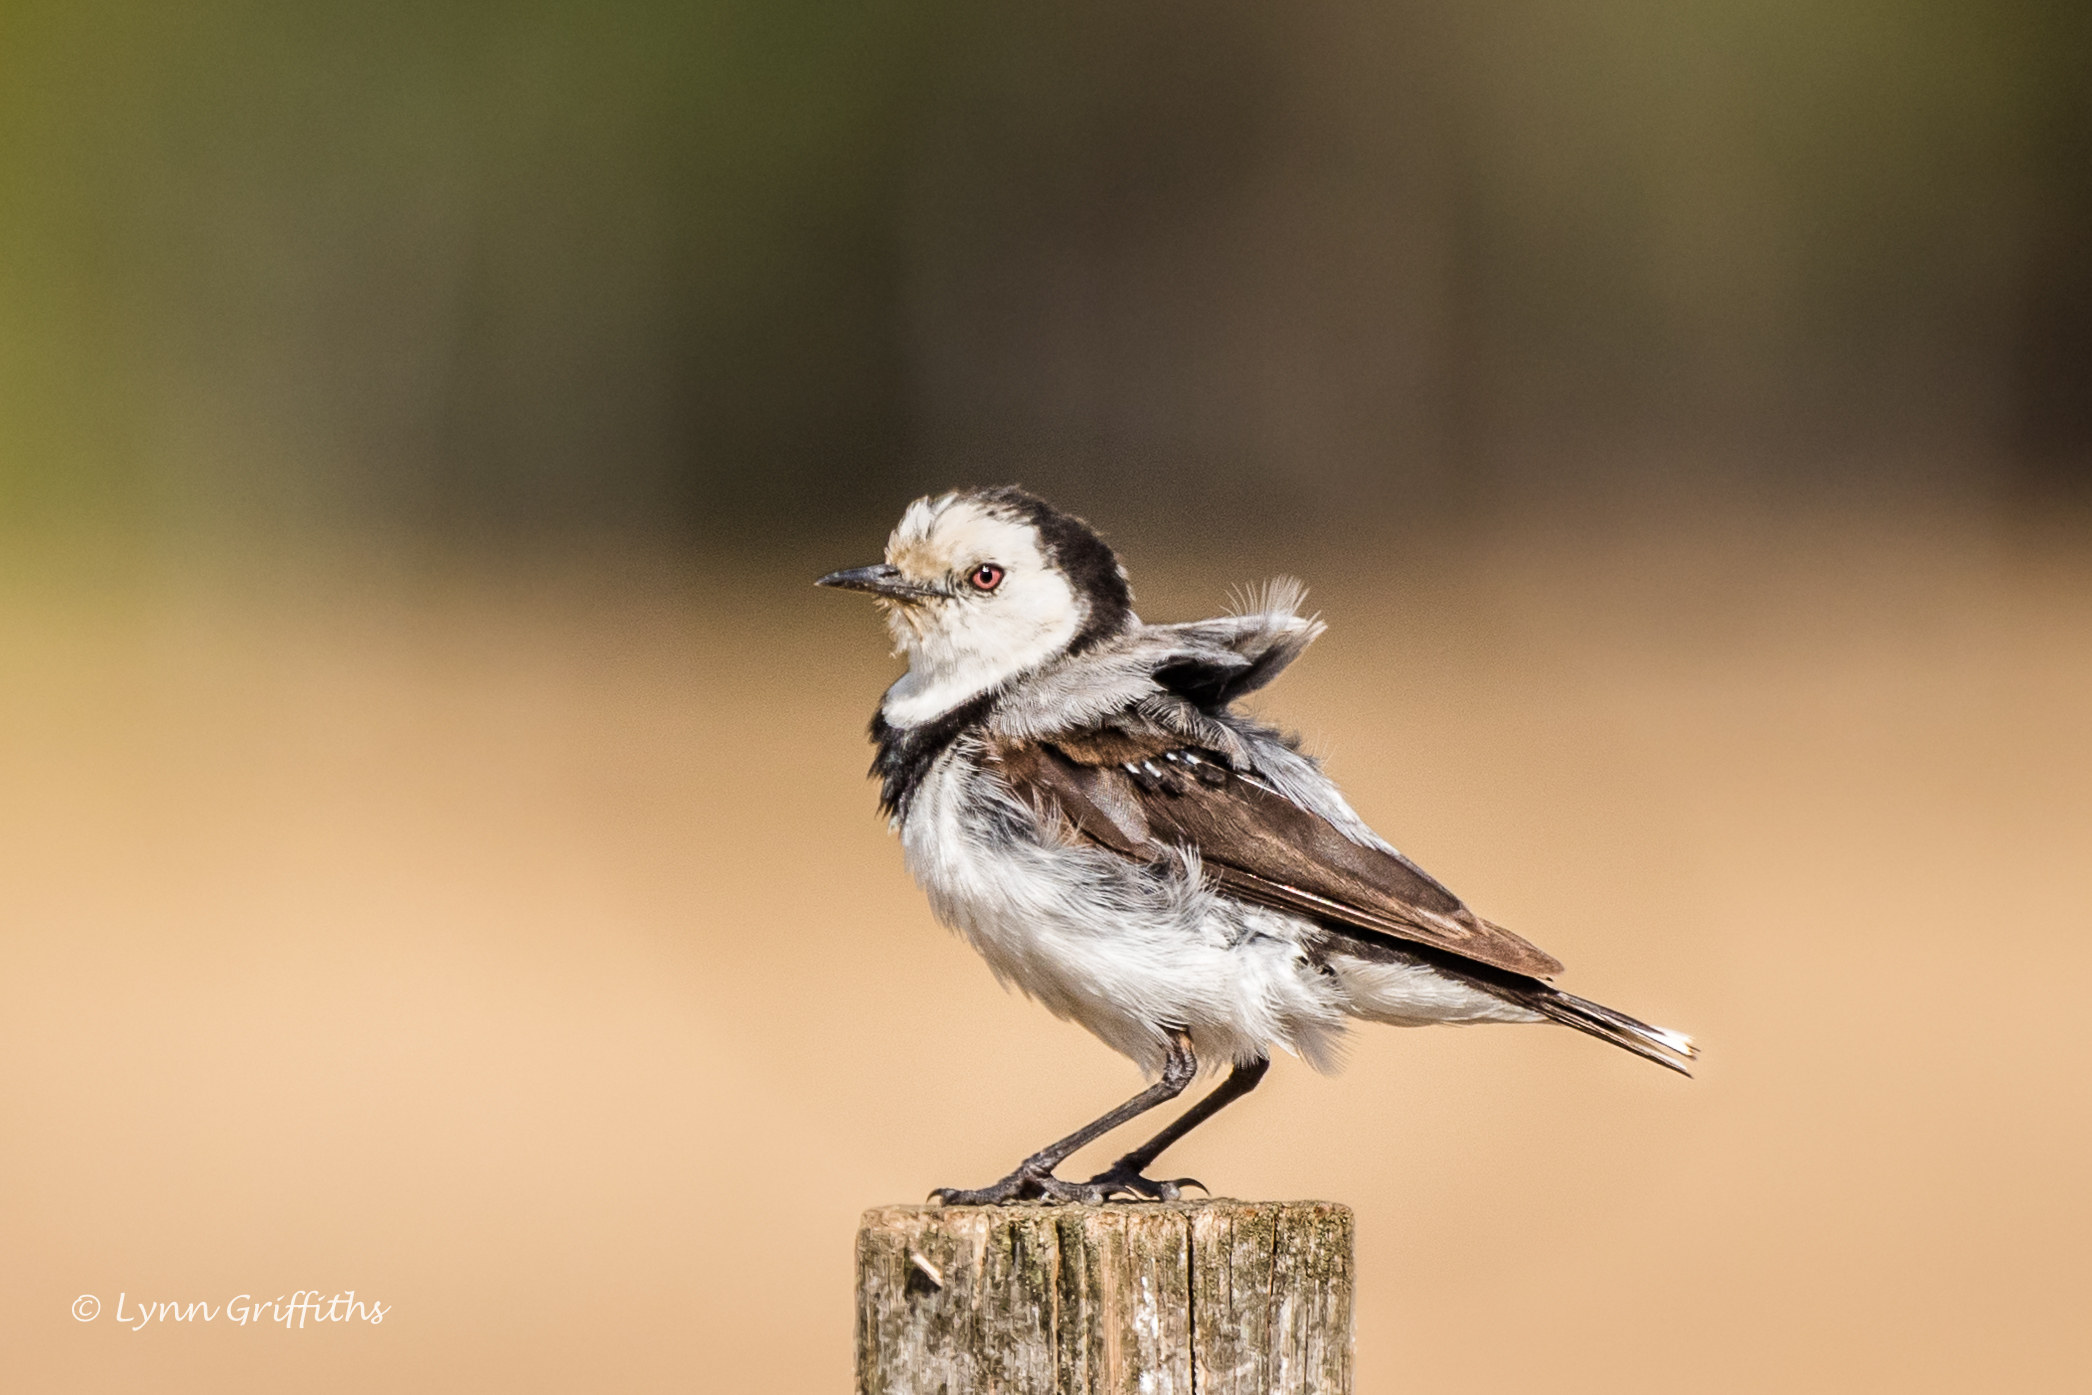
[929,1164,1201,1206]
[928,1166,1079,1206]
[927,1179,1027,1206]
[1081,1166,1207,1202]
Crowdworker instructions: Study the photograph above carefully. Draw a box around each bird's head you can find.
[818,486,1133,726]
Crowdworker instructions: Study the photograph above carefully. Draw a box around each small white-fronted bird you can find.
[819,485,1694,1204]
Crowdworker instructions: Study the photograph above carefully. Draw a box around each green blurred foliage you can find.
[0,0,2084,544]
[0,0,958,536]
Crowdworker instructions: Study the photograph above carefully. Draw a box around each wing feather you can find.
[985,734,1565,979]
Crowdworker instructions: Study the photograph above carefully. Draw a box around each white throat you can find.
[882,616,1076,726]
[878,503,1089,728]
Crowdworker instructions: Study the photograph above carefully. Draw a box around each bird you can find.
[818,485,1695,1205]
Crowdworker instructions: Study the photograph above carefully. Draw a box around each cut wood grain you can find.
[857,1200,1353,1394]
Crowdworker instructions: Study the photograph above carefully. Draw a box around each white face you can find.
[876,494,1087,726]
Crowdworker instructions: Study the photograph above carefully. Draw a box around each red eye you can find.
[968,563,1005,592]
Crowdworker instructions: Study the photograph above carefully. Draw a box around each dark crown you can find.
[967,485,1133,654]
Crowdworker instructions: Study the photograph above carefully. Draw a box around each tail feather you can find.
[1525,988,1698,1076]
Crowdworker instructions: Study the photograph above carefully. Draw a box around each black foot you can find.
[930,1164,1207,1206]
[929,1166,1105,1206]
[1082,1165,1206,1202]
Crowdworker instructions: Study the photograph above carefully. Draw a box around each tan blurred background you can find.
[3,1,2090,1391]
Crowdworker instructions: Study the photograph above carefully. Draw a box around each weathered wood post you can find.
[857,1200,1354,1394]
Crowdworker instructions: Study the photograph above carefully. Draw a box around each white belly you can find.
[897,747,1534,1076]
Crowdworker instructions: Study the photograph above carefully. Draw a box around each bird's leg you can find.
[1083,1056,1269,1201]
[930,1031,1197,1205]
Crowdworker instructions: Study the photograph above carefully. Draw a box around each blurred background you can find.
[2,1,2088,1391]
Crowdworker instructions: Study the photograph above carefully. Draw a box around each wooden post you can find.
[856,1200,1353,1394]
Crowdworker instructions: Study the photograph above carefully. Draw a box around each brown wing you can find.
[986,733,1564,979]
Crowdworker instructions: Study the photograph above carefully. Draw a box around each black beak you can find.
[815,563,933,600]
